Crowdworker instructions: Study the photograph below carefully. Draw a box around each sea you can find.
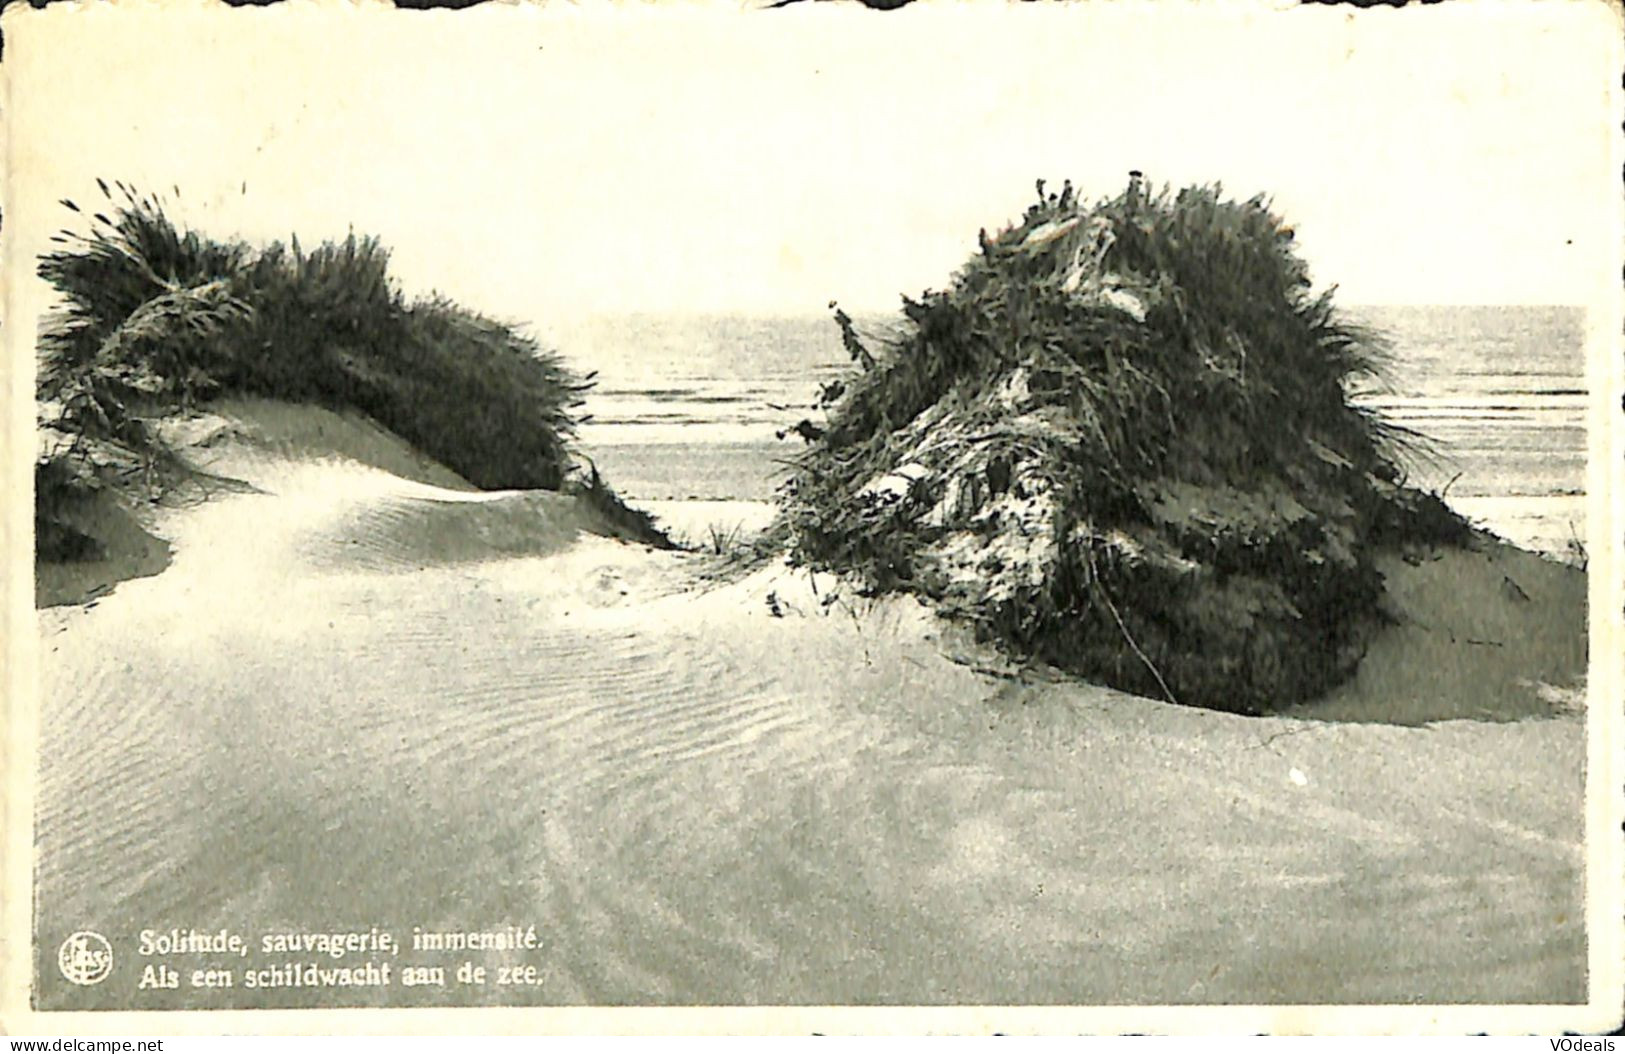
[557,305,1589,558]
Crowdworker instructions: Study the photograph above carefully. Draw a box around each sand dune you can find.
[33,401,1587,1008]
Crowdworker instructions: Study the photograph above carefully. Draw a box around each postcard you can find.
[3,0,1621,1035]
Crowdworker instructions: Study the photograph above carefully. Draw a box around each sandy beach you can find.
[31,399,1587,1009]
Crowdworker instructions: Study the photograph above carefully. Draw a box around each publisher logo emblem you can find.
[57,931,112,985]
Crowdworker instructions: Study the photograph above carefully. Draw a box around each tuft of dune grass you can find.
[778,176,1472,715]
[36,181,671,553]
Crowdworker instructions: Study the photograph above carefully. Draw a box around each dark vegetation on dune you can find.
[779,176,1471,714]
[35,181,668,563]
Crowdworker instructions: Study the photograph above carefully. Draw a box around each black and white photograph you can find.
[2,0,1621,1034]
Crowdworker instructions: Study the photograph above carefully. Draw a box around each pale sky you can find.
[4,1,1620,337]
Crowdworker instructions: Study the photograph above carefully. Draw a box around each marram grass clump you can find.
[36,181,669,550]
[779,177,1469,714]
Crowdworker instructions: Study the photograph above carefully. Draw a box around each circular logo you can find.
[57,931,112,986]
